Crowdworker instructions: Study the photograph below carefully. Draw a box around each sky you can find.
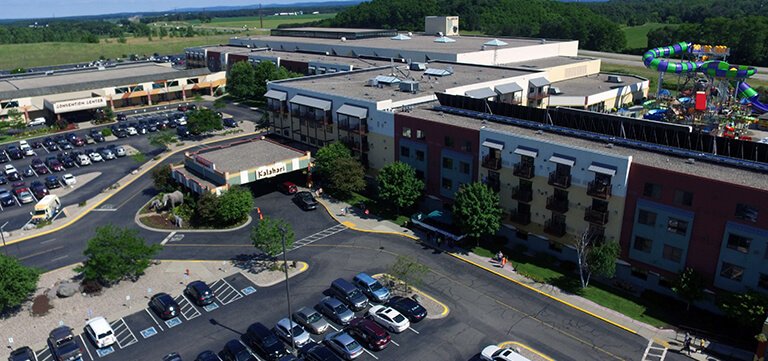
[3,0,310,20]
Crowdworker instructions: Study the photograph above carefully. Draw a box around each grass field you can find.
[0,35,244,70]
[202,14,335,29]
[622,22,676,49]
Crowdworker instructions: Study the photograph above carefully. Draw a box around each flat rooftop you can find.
[272,62,536,102]
[407,107,768,190]
[195,138,307,174]
[551,73,648,97]
[503,56,598,70]
[276,27,393,33]
[197,45,390,68]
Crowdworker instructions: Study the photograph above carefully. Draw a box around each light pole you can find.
[279,225,296,353]
[0,222,8,256]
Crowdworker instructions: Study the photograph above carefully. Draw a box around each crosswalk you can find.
[290,224,348,250]
[641,339,669,361]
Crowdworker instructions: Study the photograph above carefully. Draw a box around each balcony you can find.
[546,196,569,213]
[548,171,572,188]
[482,155,502,170]
[510,210,531,225]
[544,219,567,237]
[511,186,533,202]
[485,178,500,193]
[513,162,534,179]
[587,180,612,199]
[338,122,367,135]
[585,207,609,225]
[342,139,369,153]
[528,92,549,100]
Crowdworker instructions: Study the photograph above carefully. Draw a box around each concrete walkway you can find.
[314,194,754,361]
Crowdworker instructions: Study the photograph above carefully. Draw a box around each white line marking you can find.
[362,349,379,360]
[160,231,177,245]
[390,340,399,347]
[145,308,164,331]
[407,327,420,334]
[40,238,58,244]
[328,324,339,332]
[79,334,94,361]
[50,255,69,263]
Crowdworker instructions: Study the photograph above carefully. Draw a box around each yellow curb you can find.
[1,131,262,247]
[372,273,450,319]
[449,253,638,335]
[317,200,418,240]
[341,221,356,228]
[654,338,670,348]
[498,341,555,361]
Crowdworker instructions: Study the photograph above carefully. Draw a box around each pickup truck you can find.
[47,326,82,361]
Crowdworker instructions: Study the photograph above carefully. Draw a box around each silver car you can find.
[99,148,115,160]
[317,297,354,325]
[293,307,330,334]
[274,318,311,347]
[324,332,363,360]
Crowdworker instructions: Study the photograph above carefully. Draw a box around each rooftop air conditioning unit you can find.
[607,75,623,83]
[367,78,379,87]
[548,87,562,95]
[409,62,427,71]
[399,80,419,93]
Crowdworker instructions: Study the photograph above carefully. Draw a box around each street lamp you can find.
[279,225,296,353]
[0,222,8,256]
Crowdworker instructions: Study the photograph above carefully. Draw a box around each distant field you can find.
[622,22,677,49]
[173,14,335,30]
[0,35,240,70]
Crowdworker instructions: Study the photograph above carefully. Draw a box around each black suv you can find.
[219,340,255,361]
[149,292,179,320]
[243,323,287,361]
[90,129,105,142]
[293,191,318,211]
[298,342,343,361]
[184,280,215,306]
[8,346,35,361]
[47,326,82,361]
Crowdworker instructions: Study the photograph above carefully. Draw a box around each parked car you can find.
[148,293,179,320]
[75,154,91,166]
[30,181,49,199]
[176,125,190,137]
[274,318,311,348]
[0,152,8,163]
[278,181,298,195]
[298,342,343,361]
[480,345,529,361]
[8,346,35,361]
[90,129,105,143]
[323,331,364,360]
[57,139,73,150]
[293,191,318,211]
[84,317,116,348]
[6,145,23,160]
[69,136,85,147]
[62,174,76,186]
[223,118,238,128]
[4,164,17,175]
[126,127,138,136]
[0,188,15,207]
[45,176,61,189]
[46,157,65,172]
[6,171,20,182]
[386,296,427,323]
[22,168,35,178]
[0,175,6,185]
[195,351,222,361]
[367,305,409,333]
[87,149,103,162]
[13,184,34,204]
[32,159,49,175]
[317,297,354,325]
[163,352,183,361]
[219,340,255,361]
[43,137,56,148]
[98,147,115,160]
[59,155,75,168]
[30,141,43,149]
[109,145,126,157]
[329,278,368,311]
[243,322,288,361]
[346,317,390,351]
[293,306,330,334]
[47,326,82,361]
[184,280,214,306]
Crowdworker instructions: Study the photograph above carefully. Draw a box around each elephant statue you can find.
[162,190,184,209]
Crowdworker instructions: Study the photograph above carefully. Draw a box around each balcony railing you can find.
[511,186,533,202]
[338,122,367,134]
[510,210,531,225]
[587,180,612,199]
[585,207,609,225]
[342,139,369,153]
[546,196,569,213]
[544,219,566,237]
[548,172,572,188]
[528,92,549,100]
[482,155,502,170]
[513,162,534,179]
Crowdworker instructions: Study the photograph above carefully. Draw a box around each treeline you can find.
[312,0,625,51]
[139,5,347,24]
[586,0,766,27]
[0,20,152,44]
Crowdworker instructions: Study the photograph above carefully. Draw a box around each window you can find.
[633,236,653,253]
[441,177,453,190]
[115,87,130,94]
[631,267,648,280]
[459,161,470,174]
[401,127,412,138]
[673,190,693,206]
[415,170,425,180]
[643,183,662,199]
[442,157,453,170]
[444,136,454,147]
[462,140,472,152]
[151,82,165,89]
[416,129,425,140]
[167,80,179,87]
[637,210,657,226]
[667,218,688,235]
[131,85,145,92]
[735,204,759,222]
[720,262,744,282]
[400,146,410,158]
[662,244,683,262]
[759,274,768,290]
[415,150,425,162]
[726,233,751,253]
[186,78,199,85]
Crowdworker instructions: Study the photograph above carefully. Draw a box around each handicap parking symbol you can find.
[140,327,158,339]
[203,303,220,312]
[165,317,182,328]
[95,346,115,358]
[241,287,257,296]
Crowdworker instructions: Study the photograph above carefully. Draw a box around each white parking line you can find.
[160,231,177,245]
[79,334,94,361]
[327,324,339,332]
[110,317,138,349]
[175,295,201,320]
[390,340,399,347]
[30,167,38,177]
[362,349,379,360]
[408,327,420,334]
[211,278,243,305]
[145,308,164,331]
[35,349,50,361]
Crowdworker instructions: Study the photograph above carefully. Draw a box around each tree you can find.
[388,255,429,294]
[673,267,706,311]
[101,106,115,122]
[216,186,254,226]
[253,61,302,100]
[574,229,620,288]
[76,225,162,284]
[151,165,176,193]
[194,192,220,226]
[251,217,295,259]
[314,142,352,180]
[377,162,424,212]
[0,255,40,311]
[148,130,177,150]
[187,108,223,135]
[717,290,768,330]
[5,108,25,127]
[452,183,502,241]
[326,157,366,197]
[227,61,257,99]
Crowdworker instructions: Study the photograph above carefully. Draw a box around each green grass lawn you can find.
[204,14,335,29]
[622,22,677,49]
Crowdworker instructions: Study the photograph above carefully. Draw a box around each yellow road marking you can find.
[498,341,555,361]
[371,273,450,318]
[341,221,356,227]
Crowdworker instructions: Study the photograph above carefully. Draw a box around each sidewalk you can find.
[314,195,753,361]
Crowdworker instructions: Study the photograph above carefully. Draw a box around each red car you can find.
[347,317,391,351]
[278,181,298,194]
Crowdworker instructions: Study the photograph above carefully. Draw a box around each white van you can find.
[28,117,46,127]
[31,195,61,222]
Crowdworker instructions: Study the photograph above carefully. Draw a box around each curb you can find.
[249,261,309,288]
[498,341,555,361]
[133,197,254,233]
[372,273,450,319]
[316,198,418,240]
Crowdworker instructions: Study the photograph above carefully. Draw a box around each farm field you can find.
[622,22,677,49]
[157,13,335,30]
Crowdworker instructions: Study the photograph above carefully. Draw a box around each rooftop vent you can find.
[399,80,419,93]
[340,37,346,42]
[607,75,623,83]
[548,87,563,95]
[424,68,453,77]
[605,143,614,148]
[374,75,401,85]
[410,62,427,71]
[366,78,379,87]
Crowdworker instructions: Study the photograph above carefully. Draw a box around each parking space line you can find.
[390,340,399,347]
[110,318,138,349]
[407,327,420,334]
[328,324,339,332]
[175,295,201,321]
[144,308,164,331]
[79,334,94,361]
[211,278,243,305]
[362,349,379,360]
[35,349,50,361]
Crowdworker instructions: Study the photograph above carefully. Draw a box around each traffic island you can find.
[373,273,450,320]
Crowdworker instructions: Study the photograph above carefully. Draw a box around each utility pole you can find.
[1,222,8,256]
[259,3,264,29]
[279,225,295,353]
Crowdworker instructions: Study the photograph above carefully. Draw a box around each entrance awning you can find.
[337,104,368,119]
[465,88,497,99]
[529,77,551,87]
[495,83,523,94]
[549,154,575,167]
[514,147,538,158]
[290,95,331,111]
[588,163,617,176]
[264,89,287,101]
[482,140,504,150]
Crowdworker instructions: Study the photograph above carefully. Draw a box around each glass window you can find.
[735,204,759,222]
[459,161,470,174]
[186,78,199,84]
[401,127,412,138]
[441,177,452,190]
[444,136,454,147]
[726,234,751,253]
[415,150,425,162]
[720,262,744,282]
[759,274,768,290]
[462,140,472,152]
[416,129,426,140]
[633,236,652,253]
[637,210,657,226]
[400,146,410,158]
[673,190,693,206]
[167,80,179,87]
[662,244,683,262]
[666,218,688,235]
[442,157,453,170]
[643,183,662,199]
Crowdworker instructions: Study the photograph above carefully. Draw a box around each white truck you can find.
[31,195,61,223]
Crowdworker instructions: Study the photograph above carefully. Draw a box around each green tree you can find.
[215,186,254,226]
[377,162,424,212]
[101,106,115,122]
[253,61,302,100]
[212,97,226,109]
[76,225,162,284]
[5,108,25,127]
[315,142,352,179]
[326,157,366,198]
[717,290,768,330]
[227,61,257,99]
[673,267,706,311]
[117,35,127,44]
[194,192,220,226]
[0,255,40,311]
[388,255,429,294]
[148,130,177,150]
[151,165,176,193]
[452,183,502,241]
[251,216,295,259]
[587,240,620,283]
[187,108,223,135]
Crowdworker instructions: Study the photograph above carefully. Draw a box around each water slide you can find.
[643,42,765,113]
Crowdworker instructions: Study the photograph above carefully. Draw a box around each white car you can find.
[89,151,103,162]
[126,127,138,136]
[274,318,311,347]
[113,146,126,157]
[19,140,35,156]
[4,164,17,175]
[85,317,116,348]
[480,345,532,361]
[176,117,187,126]
[62,174,76,186]
[367,305,410,333]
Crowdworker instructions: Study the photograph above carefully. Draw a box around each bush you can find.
[101,128,112,137]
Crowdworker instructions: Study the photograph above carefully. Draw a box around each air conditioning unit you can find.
[607,75,623,83]
[409,62,426,71]
[548,87,562,95]
[399,80,419,93]
[366,78,379,87]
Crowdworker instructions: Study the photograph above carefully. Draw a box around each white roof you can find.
[86,317,112,333]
